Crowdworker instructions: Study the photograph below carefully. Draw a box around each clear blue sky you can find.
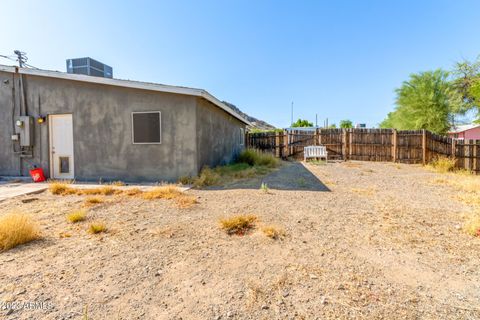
[1,0,480,128]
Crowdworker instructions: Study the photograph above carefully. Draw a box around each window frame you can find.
[131,111,162,145]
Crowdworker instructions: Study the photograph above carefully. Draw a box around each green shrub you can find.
[194,167,221,187]
[237,149,278,168]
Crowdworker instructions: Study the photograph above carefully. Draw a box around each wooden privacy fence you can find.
[246,128,480,173]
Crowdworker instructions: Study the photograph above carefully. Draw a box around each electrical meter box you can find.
[14,116,34,146]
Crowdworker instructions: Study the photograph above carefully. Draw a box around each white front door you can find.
[49,114,75,179]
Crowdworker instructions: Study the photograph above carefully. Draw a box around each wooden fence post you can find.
[283,130,288,158]
[342,128,348,160]
[392,129,397,162]
[314,128,319,146]
[275,133,280,158]
[452,138,456,159]
[422,129,427,165]
[348,128,353,159]
[473,141,478,173]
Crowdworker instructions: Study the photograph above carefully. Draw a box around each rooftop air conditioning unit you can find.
[66,57,113,78]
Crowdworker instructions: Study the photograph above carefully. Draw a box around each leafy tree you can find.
[470,79,480,103]
[291,118,313,127]
[328,123,337,128]
[339,120,353,128]
[380,69,464,135]
[452,57,480,114]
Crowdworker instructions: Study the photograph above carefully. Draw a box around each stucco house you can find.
[0,65,249,182]
[448,124,480,140]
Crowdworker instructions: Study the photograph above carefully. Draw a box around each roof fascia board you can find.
[0,65,17,73]
[18,68,202,96]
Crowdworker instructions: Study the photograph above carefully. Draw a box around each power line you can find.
[0,51,39,69]
[14,50,27,67]
[0,54,17,62]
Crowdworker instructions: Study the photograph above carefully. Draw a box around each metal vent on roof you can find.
[66,57,113,78]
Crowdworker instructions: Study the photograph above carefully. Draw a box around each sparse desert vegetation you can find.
[84,196,104,205]
[261,225,285,239]
[66,209,87,223]
[0,212,40,251]
[88,221,107,234]
[1,161,480,319]
[428,156,457,173]
[181,149,280,187]
[463,213,480,237]
[219,214,258,235]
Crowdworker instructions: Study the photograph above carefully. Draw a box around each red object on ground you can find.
[29,168,46,183]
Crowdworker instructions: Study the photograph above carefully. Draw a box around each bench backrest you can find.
[304,146,327,157]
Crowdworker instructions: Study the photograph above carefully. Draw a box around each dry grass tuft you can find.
[88,221,107,234]
[175,195,198,208]
[49,182,75,195]
[66,209,87,223]
[262,225,286,239]
[463,214,480,237]
[428,156,457,173]
[0,213,40,250]
[110,181,125,186]
[141,185,182,200]
[125,188,142,196]
[49,182,121,197]
[81,186,118,196]
[219,214,258,235]
[84,196,104,205]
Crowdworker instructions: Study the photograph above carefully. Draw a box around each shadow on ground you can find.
[207,161,330,191]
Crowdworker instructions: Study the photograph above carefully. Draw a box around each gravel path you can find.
[0,161,479,319]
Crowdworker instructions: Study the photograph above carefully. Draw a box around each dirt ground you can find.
[1,161,479,320]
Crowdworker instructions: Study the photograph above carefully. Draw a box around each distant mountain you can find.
[222,101,276,130]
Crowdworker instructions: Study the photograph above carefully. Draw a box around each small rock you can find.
[282,291,290,298]
[338,284,345,290]
[309,274,318,280]
[261,304,269,310]
[155,270,163,277]
[6,309,14,315]
[320,296,328,305]
[16,288,27,295]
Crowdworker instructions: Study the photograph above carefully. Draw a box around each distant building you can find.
[448,124,480,140]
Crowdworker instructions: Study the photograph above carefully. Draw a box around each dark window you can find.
[132,112,161,144]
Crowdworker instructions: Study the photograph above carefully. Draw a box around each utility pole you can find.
[14,50,26,67]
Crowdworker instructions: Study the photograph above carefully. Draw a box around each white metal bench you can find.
[304,146,328,162]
